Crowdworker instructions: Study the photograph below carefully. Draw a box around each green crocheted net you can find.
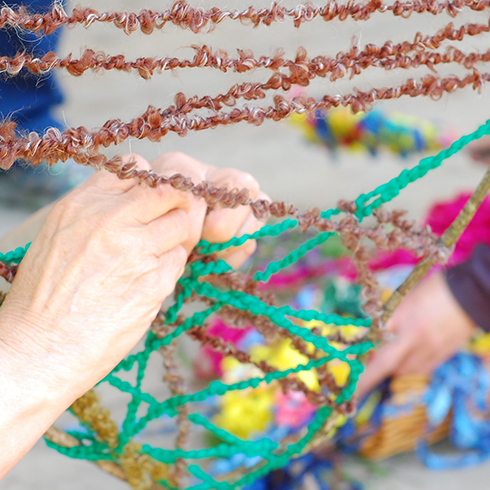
[2,118,490,489]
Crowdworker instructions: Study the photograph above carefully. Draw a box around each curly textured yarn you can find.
[1,0,489,35]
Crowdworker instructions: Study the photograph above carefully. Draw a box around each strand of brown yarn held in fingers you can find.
[5,38,490,81]
[1,70,489,173]
[1,0,488,36]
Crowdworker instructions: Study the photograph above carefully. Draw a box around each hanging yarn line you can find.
[2,1,490,489]
[1,0,489,34]
[3,22,490,79]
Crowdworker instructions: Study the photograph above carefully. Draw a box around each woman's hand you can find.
[0,152,265,475]
[357,272,477,398]
[1,151,265,397]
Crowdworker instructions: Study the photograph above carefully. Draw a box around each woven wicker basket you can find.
[359,375,450,460]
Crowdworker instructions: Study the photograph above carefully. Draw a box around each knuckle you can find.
[158,152,197,174]
[174,244,188,264]
[206,217,235,243]
[168,245,188,278]
[232,170,260,197]
[91,168,126,191]
[165,151,188,162]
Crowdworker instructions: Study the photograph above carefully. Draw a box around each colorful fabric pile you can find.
[290,107,457,157]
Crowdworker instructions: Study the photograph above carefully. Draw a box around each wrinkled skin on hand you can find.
[357,272,476,398]
[0,152,267,401]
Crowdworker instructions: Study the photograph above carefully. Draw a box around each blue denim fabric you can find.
[0,0,64,133]
[0,1,94,210]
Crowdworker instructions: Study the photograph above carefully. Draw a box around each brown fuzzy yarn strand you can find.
[3,43,489,81]
[3,19,489,79]
[0,0,488,35]
[1,71,488,172]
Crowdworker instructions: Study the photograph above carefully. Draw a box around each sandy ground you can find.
[2,1,490,488]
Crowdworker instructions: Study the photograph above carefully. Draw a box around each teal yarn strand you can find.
[254,231,335,282]
[197,218,298,255]
[142,440,276,464]
[188,413,279,454]
[45,438,115,461]
[354,118,490,218]
[0,243,31,264]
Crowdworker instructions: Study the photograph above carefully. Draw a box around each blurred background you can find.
[1,0,490,488]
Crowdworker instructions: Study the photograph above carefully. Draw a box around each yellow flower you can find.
[213,389,274,439]
[328,359,350,387]
[250,339,320,392]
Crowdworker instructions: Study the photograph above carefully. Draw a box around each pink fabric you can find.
[194,319,252,379]
[275,391,316,429]
[370,193,490,271]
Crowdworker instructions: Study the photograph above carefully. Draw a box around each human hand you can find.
[356,272,476,398]
[0,152,265,403]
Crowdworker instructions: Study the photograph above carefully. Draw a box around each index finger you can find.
[74,154,194,225]
[201,167,261,244]
[123,153,198,224]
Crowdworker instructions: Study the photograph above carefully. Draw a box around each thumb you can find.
[356,337,412,399]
